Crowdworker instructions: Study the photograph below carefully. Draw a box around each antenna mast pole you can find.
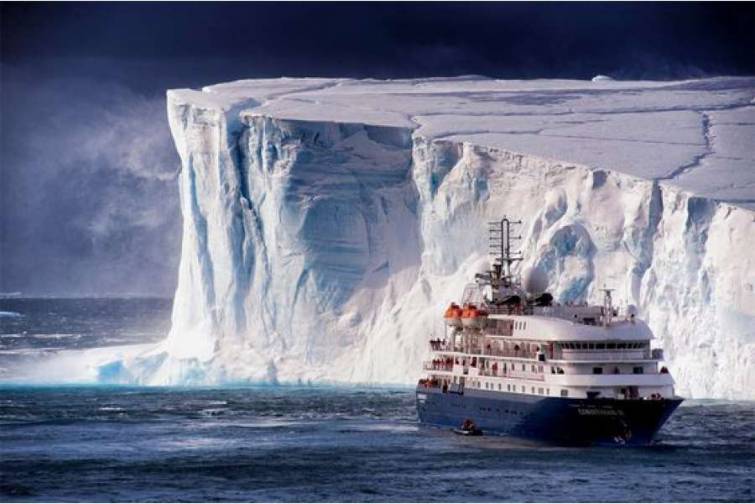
[489,216,522,287]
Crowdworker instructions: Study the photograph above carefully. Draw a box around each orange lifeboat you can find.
[461,304,488,329]
[444,303,463,328]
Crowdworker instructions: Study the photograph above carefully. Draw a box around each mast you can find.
[488,217,522,289]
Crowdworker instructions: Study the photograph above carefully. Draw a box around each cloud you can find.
[1,64,182,296]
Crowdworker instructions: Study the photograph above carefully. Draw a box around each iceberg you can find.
[130,76,755,399]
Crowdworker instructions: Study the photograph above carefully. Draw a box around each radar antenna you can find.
[600,286,614,327]
[488,216,522,288]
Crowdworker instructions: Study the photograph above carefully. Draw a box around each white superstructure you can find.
[421,218,677,401]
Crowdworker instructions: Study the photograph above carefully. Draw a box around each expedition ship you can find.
[416,217,683,446]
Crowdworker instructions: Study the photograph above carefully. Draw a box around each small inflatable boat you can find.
[453,419,482,436]
[453,427,482,436]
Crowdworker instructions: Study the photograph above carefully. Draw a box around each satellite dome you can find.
[522,265,548,295]
[626,304,639,317]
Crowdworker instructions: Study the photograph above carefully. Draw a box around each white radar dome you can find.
[626,304,638,317]
[522,265,549,295]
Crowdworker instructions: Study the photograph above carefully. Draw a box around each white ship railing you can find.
[545,373,675,387]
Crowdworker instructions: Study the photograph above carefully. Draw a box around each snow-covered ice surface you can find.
[115,76,755,399]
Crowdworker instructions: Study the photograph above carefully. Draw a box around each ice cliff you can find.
[129,77,755,399]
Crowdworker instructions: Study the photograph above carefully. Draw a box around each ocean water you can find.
[1,299,753,502]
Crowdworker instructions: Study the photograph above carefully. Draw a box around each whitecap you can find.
[0,311,22,318]
[30,333,81,340]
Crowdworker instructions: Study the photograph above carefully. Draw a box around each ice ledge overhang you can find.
[166,76,755,211]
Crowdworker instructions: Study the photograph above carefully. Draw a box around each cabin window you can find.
[593,367,603,375]
[561,389,569,397]
[596,343,605,350]
[521,364,526,371]
[531,387,535,394]
[607,343,616,349]
[538,388,544,395]
[633,366,644,374]
[507,384,511,391]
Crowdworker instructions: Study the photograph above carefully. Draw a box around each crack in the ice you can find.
[537,132,702,147]
[257,80,344,110]
[431,128,546,140]
[657,112,712,181]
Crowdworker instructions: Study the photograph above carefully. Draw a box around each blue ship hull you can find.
[416,386,682,446]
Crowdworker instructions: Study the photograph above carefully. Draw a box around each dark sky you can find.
[2,2,754,296]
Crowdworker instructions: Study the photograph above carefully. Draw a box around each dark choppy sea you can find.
[1,298,753,502]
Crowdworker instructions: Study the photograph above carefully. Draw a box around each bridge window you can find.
[633,366,644,374]
[593,367,603,374]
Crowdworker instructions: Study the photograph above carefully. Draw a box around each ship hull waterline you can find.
[416,386,683,446]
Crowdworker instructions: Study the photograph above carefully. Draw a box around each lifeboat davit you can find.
[444,303,463,328]
[461,304,488,329]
